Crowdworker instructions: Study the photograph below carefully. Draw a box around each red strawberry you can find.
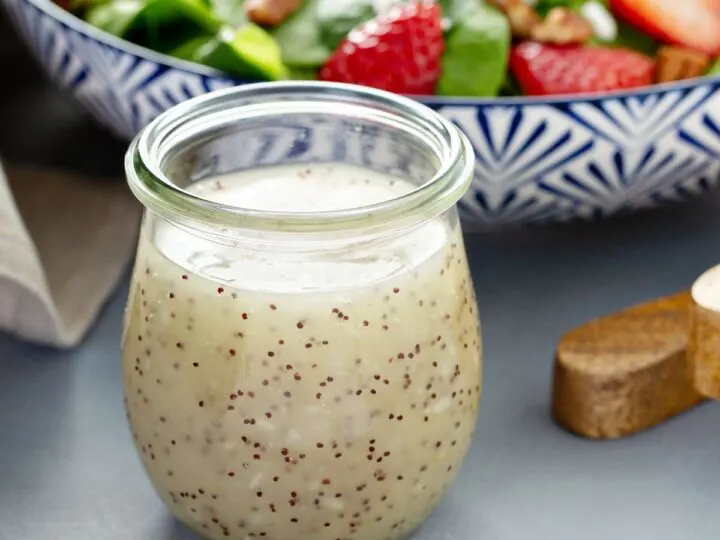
[509,42,655,96]
[318,1,444,95]
[610,0,720,56]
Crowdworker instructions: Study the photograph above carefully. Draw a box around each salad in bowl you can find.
[6,0,720,228]
[54,0,720,96]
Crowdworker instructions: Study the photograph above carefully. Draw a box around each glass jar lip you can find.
[126,81,474,234]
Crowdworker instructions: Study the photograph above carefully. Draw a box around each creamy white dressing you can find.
[122,163,482,540]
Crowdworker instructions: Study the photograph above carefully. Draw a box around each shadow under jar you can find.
[122,81,483,540]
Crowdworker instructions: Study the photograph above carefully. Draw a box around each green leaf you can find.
[171,24,288,80]
[86,0,221,49]
[499,74,522,97]
[707,58,720,76]
[437,3,510,97]
[439,0,484,24]
[316,0,375,50]
[270,0,332,68]
[85,0,144,36]
[592,20,658,55]
[209,0,247,26]
[287,66,320,80]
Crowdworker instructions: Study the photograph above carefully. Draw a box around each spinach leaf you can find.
[88,0,292,80]
[499,73,522,97]
[594,20,657,55]
[85,0,144,36]
[316,0,375,50]
[270,0,332,68]
[437,3,510,97]
[209,0,247,26]
[287,66,320,80]
[439,0,483,24]
[170,24,288,80]
[86,0,220,46]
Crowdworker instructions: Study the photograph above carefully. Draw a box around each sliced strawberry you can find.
[510,42,655,96]
[610,0,720,55]
[318,1,444,95]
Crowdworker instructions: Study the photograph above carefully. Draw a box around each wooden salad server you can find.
[553,291,704,439]
[553,263,720,439]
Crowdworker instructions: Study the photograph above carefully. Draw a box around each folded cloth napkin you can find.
[0,159,141,348]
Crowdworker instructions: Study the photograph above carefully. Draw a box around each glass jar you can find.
[122,81,482,540]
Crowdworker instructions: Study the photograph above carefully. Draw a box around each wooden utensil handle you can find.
[553,291,705,439]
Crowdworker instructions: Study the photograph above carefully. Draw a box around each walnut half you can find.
[245,0,303,26]
[487,0,541,39]
[530,7,594,45]
[655,46,711,83]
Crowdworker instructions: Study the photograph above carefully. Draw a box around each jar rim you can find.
[125,81,474,234]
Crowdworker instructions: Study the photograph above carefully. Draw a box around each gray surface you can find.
[2,23,720,540]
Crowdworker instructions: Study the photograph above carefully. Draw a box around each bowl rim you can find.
[14,0,720,105]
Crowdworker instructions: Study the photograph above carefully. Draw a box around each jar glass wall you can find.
[123,82,482,540]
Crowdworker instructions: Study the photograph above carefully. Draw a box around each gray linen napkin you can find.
[0,160,140,348]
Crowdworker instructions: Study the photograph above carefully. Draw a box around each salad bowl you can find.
[5,0,720,229]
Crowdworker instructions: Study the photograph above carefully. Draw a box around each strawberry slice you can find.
[610,0,720,55]
[318,1,444,95]
[510,42,655,96]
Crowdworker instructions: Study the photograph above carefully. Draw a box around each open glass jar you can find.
[123,82,482,540]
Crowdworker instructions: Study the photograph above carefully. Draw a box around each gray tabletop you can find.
[2,21,720,540]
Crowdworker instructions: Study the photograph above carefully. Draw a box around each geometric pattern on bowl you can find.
[6,0,720,229]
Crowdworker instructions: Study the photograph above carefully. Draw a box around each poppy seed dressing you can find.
[122,163,482,540]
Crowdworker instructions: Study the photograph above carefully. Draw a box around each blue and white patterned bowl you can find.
[6,0,720,229]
